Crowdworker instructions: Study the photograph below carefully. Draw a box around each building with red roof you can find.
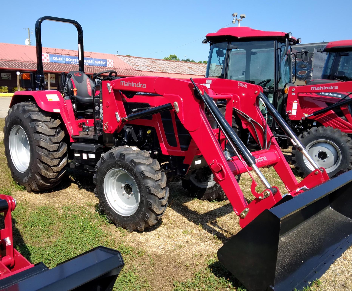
[0,43,206,92]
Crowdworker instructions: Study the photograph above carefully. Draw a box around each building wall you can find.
[0,69,64,91]
[0,70,17,92]
[0,43,207,91]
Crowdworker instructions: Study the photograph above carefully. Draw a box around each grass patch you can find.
[12,203,112,267]
[295,280,322,291]
[9,195,152,289]
[0,118,26,195]
[114,269,150,291]
[173,257,245,290]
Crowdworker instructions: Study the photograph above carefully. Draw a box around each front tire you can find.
[182,167,227,201]
[94,147,169,231]
[292,127,352,177]
[4,102,67,191]
[182,108,241,201]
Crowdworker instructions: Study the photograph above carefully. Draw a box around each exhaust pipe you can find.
[218,170,352,291]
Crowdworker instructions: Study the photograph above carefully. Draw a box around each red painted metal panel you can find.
[206,27,296,42]
[286,81,352,133]
[324,40,352,51]
[0,195,34,278]
[10,90,80,140]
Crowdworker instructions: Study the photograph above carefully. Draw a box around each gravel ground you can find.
[320,250,352,290]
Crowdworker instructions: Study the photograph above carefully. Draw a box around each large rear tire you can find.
[4,102,68,191]
[94,147,169,231]
[292,127,352,177]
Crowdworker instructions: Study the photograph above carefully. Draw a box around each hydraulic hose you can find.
[191,79,256,166]
[258,92,319,170]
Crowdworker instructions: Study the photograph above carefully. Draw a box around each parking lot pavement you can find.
[0,97,11,118]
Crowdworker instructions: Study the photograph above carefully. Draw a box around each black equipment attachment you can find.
[218,170,352,291]
[0,246,124,291]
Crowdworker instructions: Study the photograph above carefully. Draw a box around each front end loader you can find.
[0,194,124,290]
[3,16,352,290]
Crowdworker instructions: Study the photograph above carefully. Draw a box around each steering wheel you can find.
[92,70,118,80]
[257,79,272,87]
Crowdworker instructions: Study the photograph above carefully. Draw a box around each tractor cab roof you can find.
[206,27,298,44]
[324,40,352,52]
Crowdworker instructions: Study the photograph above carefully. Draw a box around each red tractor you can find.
[204,27,352,177]
[3,16,352,291]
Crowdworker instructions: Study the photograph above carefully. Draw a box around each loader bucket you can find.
[218,170,352,291]
[0,246,124,291]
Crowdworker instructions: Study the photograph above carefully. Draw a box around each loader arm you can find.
[287,81,352,133]
[104,76,329,227]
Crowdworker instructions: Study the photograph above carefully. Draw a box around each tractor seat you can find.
[66,71,95,107]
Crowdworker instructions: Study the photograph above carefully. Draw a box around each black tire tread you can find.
[4,102,67,191]
[94,146,168,231]
[292,126,352,177]
[182,178,227,201]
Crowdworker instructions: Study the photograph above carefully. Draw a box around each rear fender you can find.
[10,91,80,139]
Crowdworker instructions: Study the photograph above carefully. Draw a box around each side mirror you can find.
[302,51,309,62]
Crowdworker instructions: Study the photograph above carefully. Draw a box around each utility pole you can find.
[24,28,32,45]
[232,13,246,27]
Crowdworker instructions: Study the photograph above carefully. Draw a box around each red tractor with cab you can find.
[204,27,352,177]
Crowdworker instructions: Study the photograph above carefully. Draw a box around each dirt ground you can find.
[9,171,352,291]
[11,176,238,290]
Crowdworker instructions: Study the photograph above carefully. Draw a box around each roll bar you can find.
[35,16,84,89]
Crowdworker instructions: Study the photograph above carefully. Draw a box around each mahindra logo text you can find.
[120,80,147,89]
[311,85,338,91]
[255,156,267,163]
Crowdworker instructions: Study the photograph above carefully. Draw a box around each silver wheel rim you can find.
[190,173,216,189]
[9,125,30,173]
[303,139,342,173]
[104,168,140,216]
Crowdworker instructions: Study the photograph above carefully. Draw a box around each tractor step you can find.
[70,143,103,171]
[72,132,101,140]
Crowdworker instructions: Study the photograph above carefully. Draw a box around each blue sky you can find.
[1,0,350,62]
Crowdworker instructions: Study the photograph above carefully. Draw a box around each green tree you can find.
[164,54,180,61]
[181,58,196,63]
